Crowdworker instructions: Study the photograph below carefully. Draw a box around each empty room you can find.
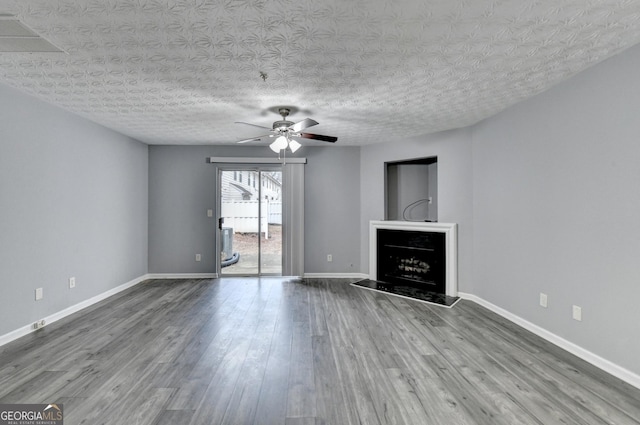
[2,1,640,424]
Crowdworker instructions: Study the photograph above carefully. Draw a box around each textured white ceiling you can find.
[1,0,640,146]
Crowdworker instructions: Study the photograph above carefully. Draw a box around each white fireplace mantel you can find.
[369,220,458,297]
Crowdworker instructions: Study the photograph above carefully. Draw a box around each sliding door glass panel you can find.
[219,169,282,276]
[260,171,282,274]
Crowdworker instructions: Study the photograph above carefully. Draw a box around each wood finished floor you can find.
[1,277,640,425]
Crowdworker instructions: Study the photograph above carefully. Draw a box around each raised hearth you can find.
[368,221,458,300]
[351,279,460,307]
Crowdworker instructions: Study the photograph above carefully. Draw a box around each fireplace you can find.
[377,229,446,294]
[367,221,458,300]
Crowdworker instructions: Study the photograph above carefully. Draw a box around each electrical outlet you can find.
[207,209,213,217]
[69,277,76,288]
[539,293,548,308]
[35,288,43,301]
[195,254,201,262]
[327,254,332,262]
[33,319,46,330]
[573,305,582,321]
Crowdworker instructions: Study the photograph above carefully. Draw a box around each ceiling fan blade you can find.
[295,132,338,143]
[289,118,318,132]
[235,121,272,130]
[237,136,269,144]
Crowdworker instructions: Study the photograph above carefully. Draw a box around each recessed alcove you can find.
[385,156,437,222]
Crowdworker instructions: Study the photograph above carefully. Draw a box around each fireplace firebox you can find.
[377,229,446,294]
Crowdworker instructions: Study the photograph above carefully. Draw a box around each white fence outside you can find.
[268,201,282,224]
[221,200,282,238]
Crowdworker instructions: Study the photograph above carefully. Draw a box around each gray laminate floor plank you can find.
[355,355,420,425]
[220,332,273,425]
[0,370,68,404]
[438,300,640,424]
[1,277,639,425]
[254,303,293,425]
[435,307,607,422]
[319,287,381,424]
[387,295,567,424]
[221,283,281,425]
[339,287,404,366]
[329,292,417,424]
[308,282,329,337]
[286,320,316,419]
[369,294,522,424]
[164,318,237,410]
[152,409,194,425]
[186,280,267,425]
[284,418,319,425]
[311,334,356,425]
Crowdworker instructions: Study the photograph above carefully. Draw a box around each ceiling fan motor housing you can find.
[273,120,294,131]
[273,108,294,131]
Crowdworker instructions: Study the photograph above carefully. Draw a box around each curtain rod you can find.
[208,157,307,164]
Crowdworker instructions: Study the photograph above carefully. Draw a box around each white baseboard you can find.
[303,273,369,279]
[0,274,151,348]
[147,273,365,280]
[458,292,640,390]
[146,273,218,279]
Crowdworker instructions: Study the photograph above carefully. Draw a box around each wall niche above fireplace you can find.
[385,156,437,222]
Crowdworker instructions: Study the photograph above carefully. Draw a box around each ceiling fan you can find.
[235,107,338,153]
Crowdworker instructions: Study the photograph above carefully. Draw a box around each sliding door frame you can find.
[211,157,306,277]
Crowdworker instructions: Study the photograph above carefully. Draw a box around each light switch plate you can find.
[572,305,582,321]
[539,293,548,308]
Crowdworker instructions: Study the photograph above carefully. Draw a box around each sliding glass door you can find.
[218,167,282,276]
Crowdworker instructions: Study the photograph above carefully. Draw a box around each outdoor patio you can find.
[221,224,282,275]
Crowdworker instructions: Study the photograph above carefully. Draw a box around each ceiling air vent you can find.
[0,15,64,53]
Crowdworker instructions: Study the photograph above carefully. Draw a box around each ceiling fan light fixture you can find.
[288,139,301,153]
[270,135,288,152]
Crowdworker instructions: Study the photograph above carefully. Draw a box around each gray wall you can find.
[472,43,640,375]
[428,162,438,222]
[0,83,148,336]
[304,146,361,273]
[148,145,361,274]
[148,145,219,274]
[359,128,474,293]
